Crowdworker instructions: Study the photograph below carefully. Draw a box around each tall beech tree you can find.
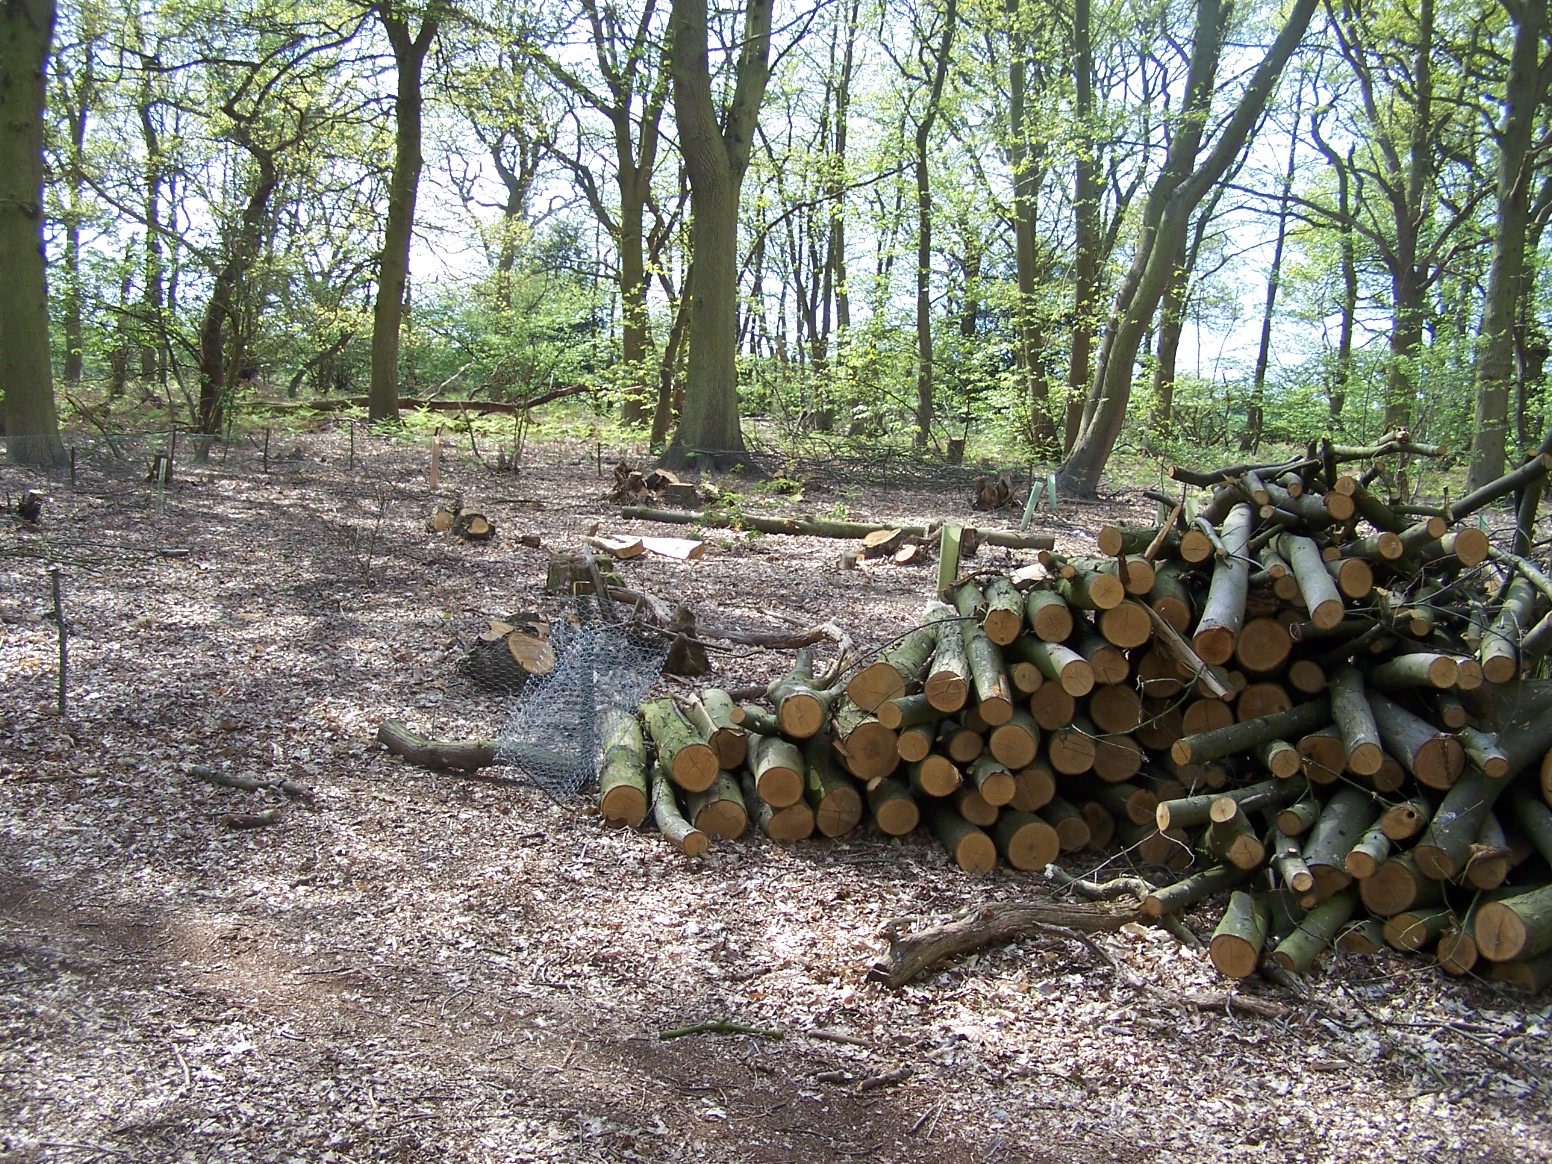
[1,0,65,466]
[1467,0,1552,488]
[368,1,441,424]
[1057,0,1318,496]
[664,0,771,467]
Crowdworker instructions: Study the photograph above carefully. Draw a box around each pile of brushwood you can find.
[585,433,1552,990]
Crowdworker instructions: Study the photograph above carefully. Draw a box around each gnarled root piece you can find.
[866,898,1139,988]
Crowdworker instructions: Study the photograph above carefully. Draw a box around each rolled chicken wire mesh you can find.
[491,617,668,801]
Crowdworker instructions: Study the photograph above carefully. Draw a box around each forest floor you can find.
[2,420,1550,1164]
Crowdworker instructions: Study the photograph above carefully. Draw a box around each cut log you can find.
[1072,625,1130,685]
[1028,683,1077,731]
[922,601,971,712]
[1330,666,1384,776]
[1412,766,1511,880]
[1089,685,1143,735]
[981,576,1026,645]
[953,591,1015,725]
[1024,589,1075,641]
[1480,574,1538,683]
[1057,563,1125,611]
[1099,600,1153,649]
[1047,724,1097,775]
[861,527,906,558]
[907,754,961,798]
[740,769,817,843]
[1191,504,1255,664]
[1091,731,1145,784]
[1382,909,1451,952]
[929,808,998,874]
[993,811,1061,871]
[802,735,863,838]
[1360,853,1442,917]
[1081,798,1117,844]
[1277,534,1346,630]
[1298,726,1346,784]
[598,710,649,826]
[1366,691,1463,789]
[1236,681,1291,723]
[1156,778,1291,831]
[639,698,720,793]
[1254,738,1303,779]
[846,626,937,710]
[1302,786,1379,902]
[1325,556,1373,600]
[377,720,496,772]
[617,505,1062,549]
[1457,726,1510,779]
[1271,892,1356,974]
[1147,567,1194,631]
[748,733,806,808]
[940,718,984,764]
[987,710,1041,769]
[967,755,1016,807]
[1171,697,1329,766]
[1206,808,1266,870]
[686,690,748,770]
[767,650,838,740]
[1366,653,1459,690]
[1012,638,1094,696]
[688,773,748,839]
[875,692,941,733]
[651,762,709,856]
[1009,761,1057,812]
[1343,820,1392,880]
[1271,827,1315,895]
[1475,885,1552,962]
[1040,796,1092,851]
[1234,617,1293,674]
[867,778,921,837]
[1379,795,1432,841]
[1210,891,1271,978]
[1141,865,1248,918]
[830,698,900,783]
[955,786,999,827]
[1336,919,1387,955]
[897,724,935,763]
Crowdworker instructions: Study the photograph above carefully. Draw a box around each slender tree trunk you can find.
[61,41,89,386]
[139,93,163,386]
[1,0,65,466]
[912,0,958,449]
[619,185,651,424]
[664,0,772,468]
[1150,236,1188,437]
[1065,0,1098,453]
[1244,115,1301,451]
[1008,1,1056,448]
[1057,0,1316,496]
[1468,0,1550,488]
[368,5,438,424]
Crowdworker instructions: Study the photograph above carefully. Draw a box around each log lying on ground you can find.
[619,506,1057,550]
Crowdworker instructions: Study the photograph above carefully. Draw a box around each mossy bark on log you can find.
[867,778,921,836]
[988,710,1041,769]
[598,709,650,826]
[739,769,815,843]
[907,754,961,798]
[1413,766,1512,880]
[766,649,838,739]
[651,762,709,856]
[1141,864,1248,918]
[1157,778,1292,831]
[928,805,998,873]
[688,773,749,839]
[1366,691,1462,789]
[1210,890,1271,978]
[1147,566,1194,631]
[748,733,805,808]
[1191,504,1255,665]
[1024,589,1075,641]
[922,601,971,712]
[1475,885,1552,962]
[1366,654,1459,691]
[1207,808,1266,870]
[953,585,1015,725]
[1011,638,1093,696]
[1343,820,1392,880]
[1330,665,1384,776]
[1271,827,1315,895]
[830,697,900,783]
[1040,796,1092,851]
[993,810,1061,870]
[639,698,720,792]
[1359,852,1442,917]
[1488,950,1552,992]
[802,734,864,837]
[1009,761,1056,812]
[1170,696,1329,765]
[1302,786,1378,901]
[1271,891,1356,974]
[686,691,748,770]
[1276,533,1346,630]
[846,625,937,710]
[1057,563,1125,611]
[981,576,1026,645]
[1480,574,1539,684]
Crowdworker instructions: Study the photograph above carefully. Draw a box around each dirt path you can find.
[2,427,1548,1162]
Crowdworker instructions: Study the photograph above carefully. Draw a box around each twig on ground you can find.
[658,1021,785,1041]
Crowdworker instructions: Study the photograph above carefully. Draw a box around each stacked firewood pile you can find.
[597,436,1552,988]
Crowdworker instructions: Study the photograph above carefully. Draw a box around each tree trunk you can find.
[1243,112,1301,452]
[664,0,772,468]
[368,5,438,425]
[1467,0,1550,489]
[0,0,64,467]
[1008,0,1055,449]
[1056,0,1317,496]
[1064,0,1097,453]
[912,0,957,449]
[1149,237,1188,438]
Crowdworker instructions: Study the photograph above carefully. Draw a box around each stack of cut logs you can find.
[600,436,1552,989]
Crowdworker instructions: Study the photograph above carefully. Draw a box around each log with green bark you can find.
[1457,726,1509,779]
[1412,766,1512,880]
[802,735,863,838]
[846,625,937,710]
[1379,795,1433,841]
[981,575,1026,645]
[876,692,943,733]
[766,649,838,740]
[906,754,961,798]
[1475,885,1552,962]
[927,805,998,873]
[967,754,1016,807]
[867,778,921,837]
[1480,574,1539,684]
[1366,691,1463,789]
[1191,504,1255,664]
[688,773,748,839]
[1330,666,1384,776]
[1057,563,1126,611]
[1301,786,1379,902]
[597,709,650,826]
[993,811,1061,870]
[922,601,971,712]
[617,505,1065,549]
[651,762,709,856]
[830,697,900,783]
[1270,827,1315,896]
[686,690,748,770]
[1359,853,1443,917]
[738,770,815,843]
[1040,796,1092,851]
[1209,890,1271,978]
[1170,697,1329,765]
[1010,637,1094,696]
[748,732,805,808]
[1155,777,1297,831]
[1271,891,1356,974]
[1206,807,1266,870]
[1276,533,1346,630]
[953,585,1015,724]
[1382,909,1452,952]
[1365,653,1459,691]
[987,710,1041,769]
[1512,785,1552,865]
[639,698,720,792]
[1024,588,1075,641]
[1343,819,1392,880]
[1140,864,1248,918]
